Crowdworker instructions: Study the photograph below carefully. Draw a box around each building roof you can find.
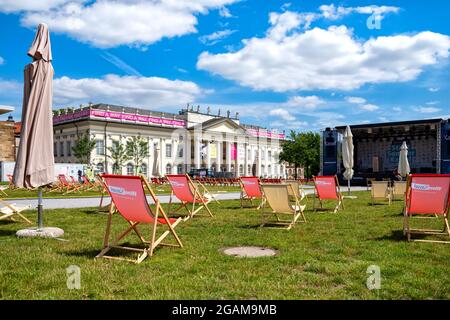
[335,118,445,130]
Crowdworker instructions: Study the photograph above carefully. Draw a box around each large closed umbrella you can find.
[398,141,410,178]
[13,23,63,238]
[342,125,354,195]
[152,147,160,177]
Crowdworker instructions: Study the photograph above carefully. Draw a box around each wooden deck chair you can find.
[392,181,407,200]
[284,180,308,203]
[166,174,213,221]
[96,174,183,264]
[239,176,264,209]
[260,184,306,230]
[0,198,32,224]
[312,175,344,213]
[403,174,450,243]
[97,175,111,213]
[81,175,98,192]
[193,179,220,204]
[0,186,8,196]
[371,181,391,205]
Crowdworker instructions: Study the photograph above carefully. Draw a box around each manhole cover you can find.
[221,246,278,258]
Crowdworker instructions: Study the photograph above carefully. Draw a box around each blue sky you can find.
[0,0,449,132]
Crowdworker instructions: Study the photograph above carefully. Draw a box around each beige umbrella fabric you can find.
[398,141,410,178]
[13,23,55,188]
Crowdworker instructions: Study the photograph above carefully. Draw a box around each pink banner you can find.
[53,109,186,127]
[231,143,237,161]
[245,128,285,139]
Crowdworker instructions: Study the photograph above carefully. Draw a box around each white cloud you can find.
[319,4,399,21]
[392,106,401,112]
[12,0,238,48]
[428,87,440,92]
[413,106,441,113]
[53,74,203,109]
[0,0,74,12]
[360,104,379,111]
[346,96,366,104]
[425,101,439,105]
[269,108,295,121]
[285,95,325,110]
[219,6,232,18]
[197,11,450,92]
[0,56,4,65]
[199,29,236,46]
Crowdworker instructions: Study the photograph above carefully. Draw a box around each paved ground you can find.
[5,186,368,209]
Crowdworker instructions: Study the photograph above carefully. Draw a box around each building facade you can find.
[53,104,288,178]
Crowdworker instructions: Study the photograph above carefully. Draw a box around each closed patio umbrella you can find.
[152,147,160,177]
[13,23,63,238]
[342,125,354,196]
[398,141,410,178]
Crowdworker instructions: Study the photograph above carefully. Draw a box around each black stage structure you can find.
[320,118,450,185]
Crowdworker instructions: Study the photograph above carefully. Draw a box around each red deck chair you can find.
[81,175,98,192]
[403,174,450,243]
[166,174,214,221]
[239,176,264,209]
[96,174,183,263]
[313,175,344,213]
[49,174,82,194]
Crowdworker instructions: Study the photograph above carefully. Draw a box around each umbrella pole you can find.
[37,187,43,230]
[348,179,351,195]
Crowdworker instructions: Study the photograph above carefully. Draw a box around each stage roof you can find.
[335,118,444,131]
[0,105,14,115]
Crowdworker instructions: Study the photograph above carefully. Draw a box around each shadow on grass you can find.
[370,230,429,242]
[0,229,18,237]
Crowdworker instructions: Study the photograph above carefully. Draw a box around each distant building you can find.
[52,103,288,178]
[0,106,15,162]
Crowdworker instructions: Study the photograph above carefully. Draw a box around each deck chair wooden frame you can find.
[260,184,306,230]
[371,181,392,205]
[0,186,8,196]
[403,174,450,244]
[194,179,220,204]
[97,175,111,213]
[0,198,32,224]
[166,174,213,222]
[284,180,308,204]
[312,175,344,213]
[96,174,183,264]
[239,177,264,209]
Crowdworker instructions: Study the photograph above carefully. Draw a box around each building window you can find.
[166,144,172,158]
[59,142,64,157]
[95,162,104,175]
[239,165,244,175]
[96,140,105,155]
[126,163,134,175]
[54,142,57,157]
[178,146,183,158]
[268,151,272,160]
[141,163,148,176]
[177,164,184,174]
[166,163,172,174]
[248,149,251,160]
[247,164,251,175]
[66,141,72,156]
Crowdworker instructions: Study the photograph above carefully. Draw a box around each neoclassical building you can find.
[52,103,288,178]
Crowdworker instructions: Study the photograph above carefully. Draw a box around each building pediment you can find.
[191,117,245,134]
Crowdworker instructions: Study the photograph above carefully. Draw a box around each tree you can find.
[279,131,320,178]
[107,141,130,174]
[72,133,96,167]
[126,135,149,175]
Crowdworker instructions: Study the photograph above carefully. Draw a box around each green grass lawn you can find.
[2,184,241,199]
[0,191,449,299]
